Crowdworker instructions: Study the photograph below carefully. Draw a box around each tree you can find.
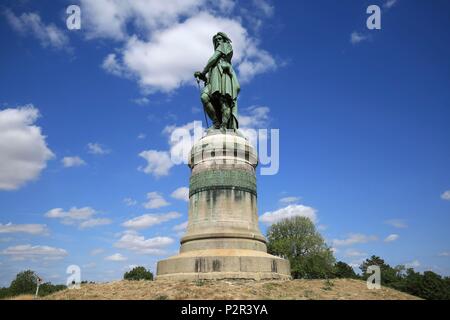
[334,261,357,279]
[266,216,335,279]
[124,266,153,281]
[9,270,38,296]
[359,256,404,287]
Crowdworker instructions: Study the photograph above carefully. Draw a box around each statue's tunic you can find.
[207,42,240,101]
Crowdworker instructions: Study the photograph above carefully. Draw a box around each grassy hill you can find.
[18,279,420,300]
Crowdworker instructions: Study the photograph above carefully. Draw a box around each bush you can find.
[124,266,153,281]
[266,216,335,279]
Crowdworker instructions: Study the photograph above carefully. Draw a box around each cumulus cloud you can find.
[85,0,277,93]
[62,156,86,168]
[441,190,450,201]
[260,204,317,225]
[171,187,189,202]
[105,253,127,261]
[114,230,174,255]
[122,212,181,230]
[1,244,68,261]
[239,106,270,128]
[384,219,407,228]
[138,150,174,178]
[438,252,450,257]
[0,223,48,235]
[332,233,378,247]
[87,143,110,155]
[0,105,54,190]
[384,234,399,242]
[44,207,112,229]
[4,9,69,50]
[143,192,170,209]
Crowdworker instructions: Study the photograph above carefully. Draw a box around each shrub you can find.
[124,266,153,281]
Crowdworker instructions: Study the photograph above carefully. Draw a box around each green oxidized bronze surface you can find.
[189,169,256,197]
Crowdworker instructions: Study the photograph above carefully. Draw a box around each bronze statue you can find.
[195,32,240,132]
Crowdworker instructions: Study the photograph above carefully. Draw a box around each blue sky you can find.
[0,0,449,286]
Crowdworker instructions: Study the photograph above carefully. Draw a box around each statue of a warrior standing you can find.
[195,32,240,132]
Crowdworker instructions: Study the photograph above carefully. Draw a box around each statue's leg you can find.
[220,97,231,132]
[201,93,220,129]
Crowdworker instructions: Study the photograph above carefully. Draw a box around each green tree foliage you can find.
[360,256,450,300]
[123,266,153,281]
[1,270,66,299]
[9,270,38,296]
[266,216,335,279]
[333,261,357,279]
[360,256,404,287]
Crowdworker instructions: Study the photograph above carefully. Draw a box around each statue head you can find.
[213,32,231,49]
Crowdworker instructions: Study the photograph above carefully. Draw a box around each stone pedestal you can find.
[156,130,290,280]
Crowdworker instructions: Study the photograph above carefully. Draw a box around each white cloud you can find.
[62,156,86,168]
[350,31,369,44]
[405,260,420,268]
[87,142,110,155]
[132,97,150,106]
[239,106,270,128]
[122,212,181,230]
[384,234,400,242]
[0,223,48,235]
[45,207,112,229]
[4,9,69,50]
[438,252,450,257]
[138,150,174,177]
[171,187,189,202]
[332,233,378,247]
[0,105,54,190]
[90,248,105,256]
[252,0,274,17]
[441,190,450,200]
[383,0,398,9]
[80,0,207,41]
[384,219,407,228]
[344,249,367,258]
[1,244,68,261]
[260,204,317,225]
[123,197,138,206]
[143,192,170,209]
[99,9,276,92]
[114,230,174,255]
[173,221,188,232]
[105,253,127,262]
[278,196,300,205]
[79,218,113,229]
[137,133,146,139]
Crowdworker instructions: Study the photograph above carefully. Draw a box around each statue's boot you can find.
[204,101,221,129]
[221,102,231,133]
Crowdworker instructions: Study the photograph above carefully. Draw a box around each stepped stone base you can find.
[156,249,291,281]
[156,130,291,281]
